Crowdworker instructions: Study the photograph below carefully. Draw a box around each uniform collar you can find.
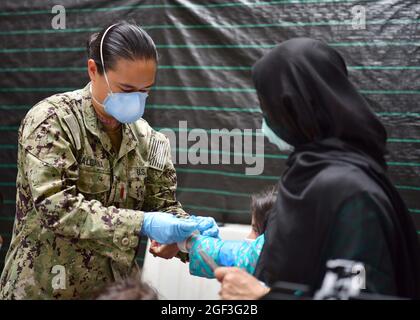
[82,82,138,159]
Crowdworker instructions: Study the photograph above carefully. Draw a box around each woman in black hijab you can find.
[215,38,420,299]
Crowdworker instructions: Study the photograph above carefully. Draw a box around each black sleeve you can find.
[321,191,396,295]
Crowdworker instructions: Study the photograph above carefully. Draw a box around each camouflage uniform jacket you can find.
[0,83,187,299]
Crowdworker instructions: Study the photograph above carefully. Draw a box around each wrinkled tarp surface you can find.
[0,0,419,270]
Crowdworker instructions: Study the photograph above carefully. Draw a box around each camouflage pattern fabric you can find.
[0,83,187,299]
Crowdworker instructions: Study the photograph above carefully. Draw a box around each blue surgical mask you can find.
[91,24,149,124]
[102,90,148,124]
[262,118,294,152]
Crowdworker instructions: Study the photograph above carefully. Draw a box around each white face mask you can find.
[261,118,295,152]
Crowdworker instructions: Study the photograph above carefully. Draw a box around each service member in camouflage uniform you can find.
[0,22,217,299]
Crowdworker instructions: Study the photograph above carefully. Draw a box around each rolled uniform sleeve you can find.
[22,113,143,266]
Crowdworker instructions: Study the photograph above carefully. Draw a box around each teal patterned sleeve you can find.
[188,234,265,278]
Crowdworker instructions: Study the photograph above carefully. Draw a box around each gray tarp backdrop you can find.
[0,0,419,272]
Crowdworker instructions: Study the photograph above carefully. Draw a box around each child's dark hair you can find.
[86,20,158,75]
[95,276,158,300]
[251,185,277,235]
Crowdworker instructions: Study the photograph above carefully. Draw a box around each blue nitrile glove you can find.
[188,215,220,238]
[141,212,199,244]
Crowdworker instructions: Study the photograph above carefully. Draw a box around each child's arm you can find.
[185,234,265,278]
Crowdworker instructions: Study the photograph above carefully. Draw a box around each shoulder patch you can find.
[148,135,168,171]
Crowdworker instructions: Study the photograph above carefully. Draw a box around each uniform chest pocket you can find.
[77,166,111,200]
[127,167,147,200]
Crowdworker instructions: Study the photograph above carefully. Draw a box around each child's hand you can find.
[149,240,179,259]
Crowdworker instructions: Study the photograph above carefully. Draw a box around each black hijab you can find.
[252,38,420,299]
